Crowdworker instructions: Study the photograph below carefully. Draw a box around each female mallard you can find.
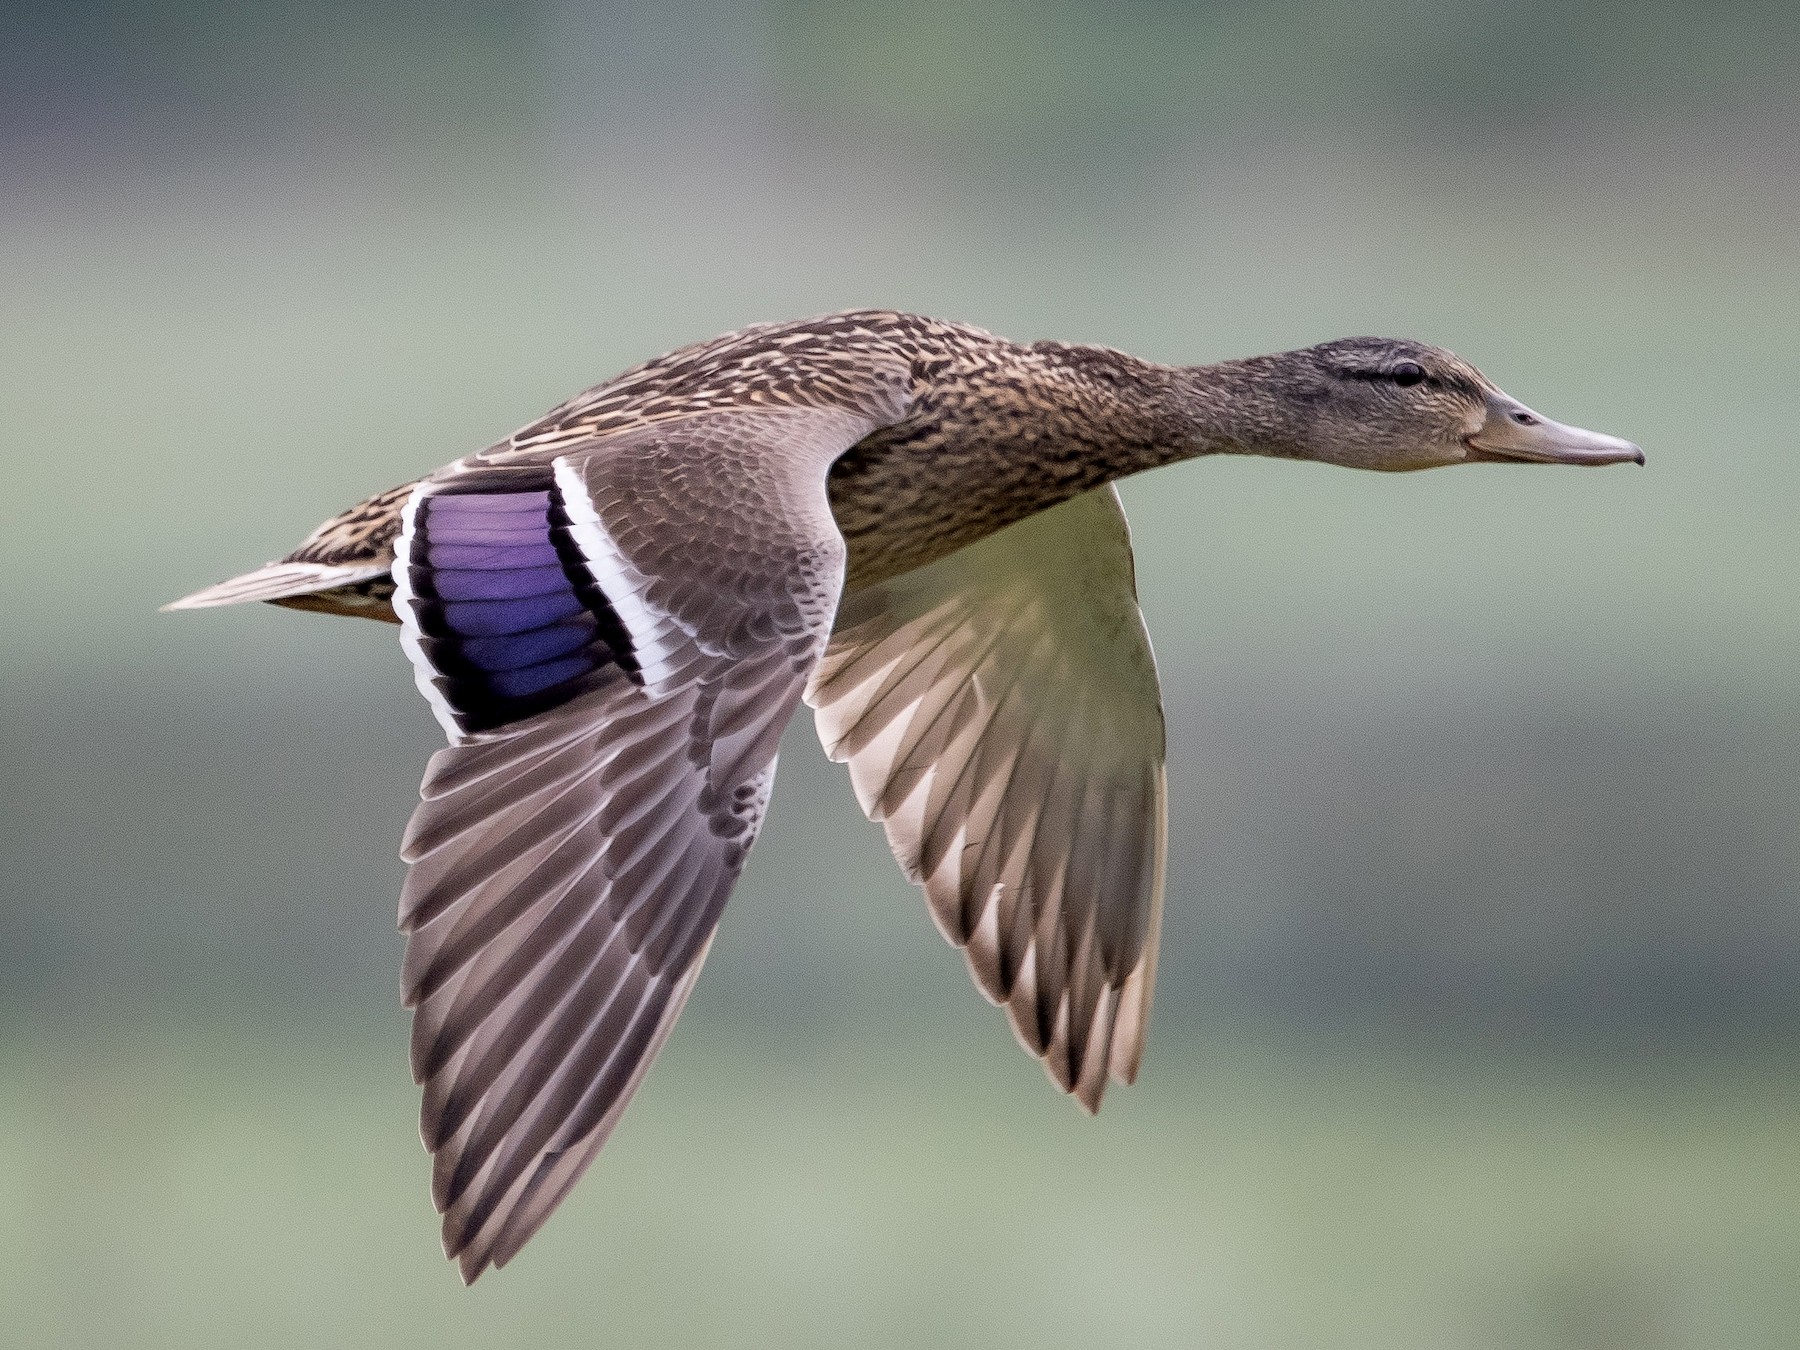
[168,310,1642,1279]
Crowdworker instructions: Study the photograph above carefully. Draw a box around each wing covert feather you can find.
[393,404,892,1281]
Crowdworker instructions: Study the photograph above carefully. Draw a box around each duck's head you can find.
[1255,336,1643,472]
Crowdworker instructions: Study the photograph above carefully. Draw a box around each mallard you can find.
[167,310,1643,1280]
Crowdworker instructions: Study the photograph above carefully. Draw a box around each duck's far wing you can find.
[392,406,880,1282]
[806,486,1168,1112]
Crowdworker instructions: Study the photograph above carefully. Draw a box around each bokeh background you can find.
[4,2,1799,1346]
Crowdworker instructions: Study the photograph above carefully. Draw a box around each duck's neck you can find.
[1028,342,1309,474]
[832,342,1309,586]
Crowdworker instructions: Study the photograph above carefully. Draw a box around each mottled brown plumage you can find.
[166,309,1642,1281]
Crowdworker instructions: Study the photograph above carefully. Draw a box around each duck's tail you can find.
[163,559,398,620]
[164,479,417,623]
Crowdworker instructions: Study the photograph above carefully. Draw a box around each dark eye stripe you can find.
[1338,364,1486,398]
[1341,367,1436,388]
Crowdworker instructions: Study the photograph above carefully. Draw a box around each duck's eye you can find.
[1390,362,1426,387]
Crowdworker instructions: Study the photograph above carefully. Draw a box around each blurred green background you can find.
[4,2,1799,1346]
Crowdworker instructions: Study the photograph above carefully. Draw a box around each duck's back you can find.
[227,311,1000,620]
[174,309,1179,620]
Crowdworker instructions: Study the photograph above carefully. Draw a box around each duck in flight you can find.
[168,310,1643,1280]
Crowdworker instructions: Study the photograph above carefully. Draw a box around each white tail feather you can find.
[162,560,389,611]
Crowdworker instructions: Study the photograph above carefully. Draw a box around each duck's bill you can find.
[1465,392,1644,466]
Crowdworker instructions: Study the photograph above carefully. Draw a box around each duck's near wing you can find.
[392,405,885,1282]
[806,486,1167,1111]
